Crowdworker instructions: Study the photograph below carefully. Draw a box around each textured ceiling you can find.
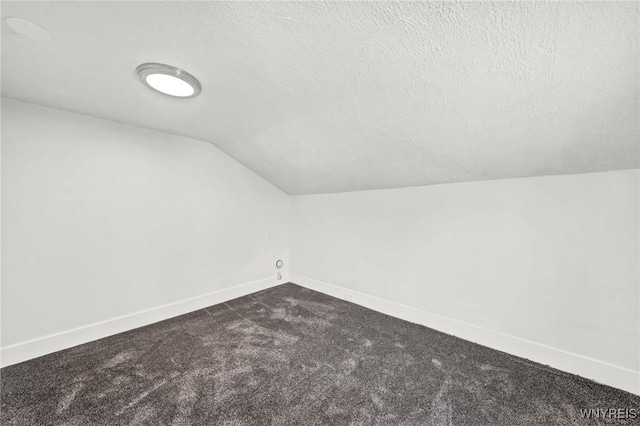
[2,1,638,194]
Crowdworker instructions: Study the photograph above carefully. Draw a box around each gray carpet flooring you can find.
[1,283,638,425]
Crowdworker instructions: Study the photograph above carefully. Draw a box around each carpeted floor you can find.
[1,283,638,425]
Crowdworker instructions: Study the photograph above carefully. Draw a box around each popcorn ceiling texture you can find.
[2,284,639,425]
[1,1,638,194]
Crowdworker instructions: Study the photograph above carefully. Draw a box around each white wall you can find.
[2,97,638,394]
[1,99,289,361]
[290,170,639,393]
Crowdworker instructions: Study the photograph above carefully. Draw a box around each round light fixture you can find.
[5,17,52,42]
[135,63,201,98]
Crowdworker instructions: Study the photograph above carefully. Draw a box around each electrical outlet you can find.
[277,272,282,280]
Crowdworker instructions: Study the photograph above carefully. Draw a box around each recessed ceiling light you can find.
[135,63,201,98]
[5,17,52,42]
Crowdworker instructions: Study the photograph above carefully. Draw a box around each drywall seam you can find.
[291,274,640,396]
[0,276,286,368]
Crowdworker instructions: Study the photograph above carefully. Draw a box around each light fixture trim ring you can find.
[135,63,201,98]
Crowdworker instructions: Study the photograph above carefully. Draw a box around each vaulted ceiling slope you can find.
[2,2,638,194]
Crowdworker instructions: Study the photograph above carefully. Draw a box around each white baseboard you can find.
[1,276,282,368]
[291,274,640,396]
